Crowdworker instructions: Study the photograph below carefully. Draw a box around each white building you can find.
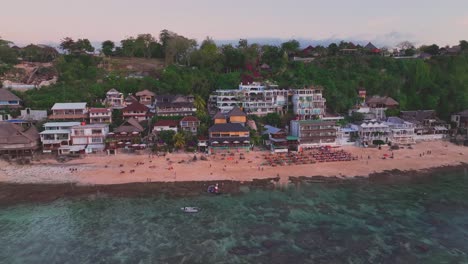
[39,122,80,153]
[384,117,415,145]
[352,121,391,146]
[209,82,288,116]
[104,89,125,109]
[292,86,326,120]
[68,124,109,154]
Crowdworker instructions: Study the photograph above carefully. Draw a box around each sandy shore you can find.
[0,141,467,186]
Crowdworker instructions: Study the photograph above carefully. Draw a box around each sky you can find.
[1,0,467,48]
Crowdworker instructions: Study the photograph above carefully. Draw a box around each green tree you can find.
[101,40,115,56]
[281,40,300,55]
[263,113,281,127]
[173,132,186,150]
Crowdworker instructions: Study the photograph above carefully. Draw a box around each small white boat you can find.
[181,207,200,213]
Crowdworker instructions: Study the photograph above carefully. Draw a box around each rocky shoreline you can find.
[1,163,467,207]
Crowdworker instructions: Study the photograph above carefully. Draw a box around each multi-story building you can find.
[107,118,144,152]
[180,116,200,134]
[208,123,250,153]
[400,110,450,141]
[39,122,80,153]
[385,117,415,145]
[292,86,326,120]
[227,106,247,125]
[122,101,150,121]
[105,89,125,109]
[349,90,399,121]
[135,90,155,107]
[209,82,288,116]
[89,108,112,124]
[69,124,109,154]
[290,120,338,147]
[49,102,88,121]
[351,121,391,146]
[263,125,298,153]
[155,95,196,117]
[365,95,399,120]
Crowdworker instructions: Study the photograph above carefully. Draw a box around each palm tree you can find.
[173,132,186,150]
[194,95,207,115]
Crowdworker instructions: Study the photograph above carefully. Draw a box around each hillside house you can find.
[155,95,196,117]
[135,90,155,106]
[49,102,88,121]
[122,101,150,121]
[105,89,125,109]
[180,116,200,134]
[89,108,112,124]
[400,110,449,140]
[0,89,22,109]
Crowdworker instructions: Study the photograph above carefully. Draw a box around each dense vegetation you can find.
[1,32,468,120]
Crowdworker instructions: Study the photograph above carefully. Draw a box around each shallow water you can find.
[1,171,468,263]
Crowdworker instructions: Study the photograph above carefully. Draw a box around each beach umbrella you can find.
[243,140,250,143]
[223,141,229,144]
[120,132,127,135]
[212,141,219,144]
[118,142,123,144]
[233,141,240,144]
[132,131,139,135]
[125,142,131,145]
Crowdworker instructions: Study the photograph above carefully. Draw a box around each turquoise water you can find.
[1,172,468,263]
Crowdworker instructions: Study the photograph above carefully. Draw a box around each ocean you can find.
[1,170,467,263]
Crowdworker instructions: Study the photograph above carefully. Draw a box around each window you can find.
[74,129,85,136]
[91,137,103,143]
[91,129,102,135]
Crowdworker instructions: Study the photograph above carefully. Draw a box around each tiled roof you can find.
[154,120,179,127]
[209,123,249,133]
[123,101,148,112]
[114,118,144,133]
[180,116,199,122]
[0,89,21,101]
[136,89,155,97]
[213,112,226,120]
[366,96,399,106]
[0,123,39,146]
[227,106,247,117]
[89,108,110,113]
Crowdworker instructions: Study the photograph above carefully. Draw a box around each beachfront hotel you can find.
[39,122,80,154]
[291,86,326,120]
[209,82,288,116]
[290,119,338,148]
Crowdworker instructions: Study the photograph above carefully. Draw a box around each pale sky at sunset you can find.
[1,0,467,47]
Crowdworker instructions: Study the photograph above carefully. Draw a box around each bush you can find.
[372,140,385,145]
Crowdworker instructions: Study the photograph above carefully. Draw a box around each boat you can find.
[181,207,201,213]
